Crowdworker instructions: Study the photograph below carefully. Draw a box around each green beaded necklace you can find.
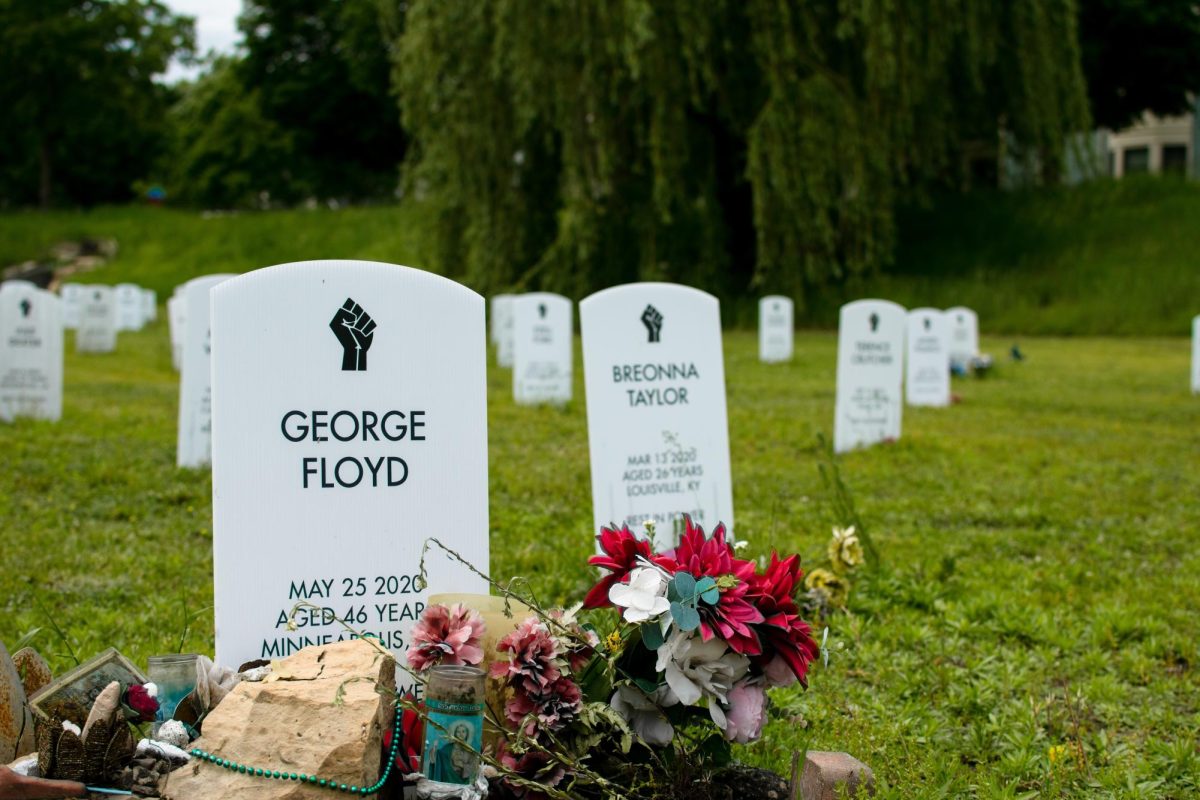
[190,701,404,796]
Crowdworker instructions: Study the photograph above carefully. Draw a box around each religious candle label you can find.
[176,274,233,468]
[758,295,794,362]
[580,283,734,550]
[513,293,572,404]
[0,284,63,422]
[905,308,950,407]
[834,299,906,453]
[210,260,489,691]
[76,286,117,353]
[946,306,979,368]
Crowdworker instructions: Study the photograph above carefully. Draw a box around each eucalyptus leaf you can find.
[671,572,696,601]
[633,677,659,696]
[671,601,701,632]
[695,576,719,605]
[641,621,665,650]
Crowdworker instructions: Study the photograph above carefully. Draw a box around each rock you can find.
[10,650,52,699]
[799,751,875,800]
[165,639,395,800]
[0,641,36,762]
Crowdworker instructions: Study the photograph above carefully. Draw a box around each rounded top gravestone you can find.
[905,308,950,408]
[945,305,979,368]
[758,295,794,363]
[1191,315,1199,394]
[512,292,573,405]
[834,299,906,453]
[176,274,235,468]
[209,261,489,685]
[76,285,117,354]
[0,284,63,422]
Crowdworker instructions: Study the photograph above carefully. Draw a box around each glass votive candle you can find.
[421,664,485,786]
[146,654,199,732]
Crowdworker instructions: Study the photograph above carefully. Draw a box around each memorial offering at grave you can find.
[76,285,117,354]
[512,292,572,405]
[946,305,979,371]
[580,283,734,550]
[176,274,233,468]
[492,294,515,367]
[758,295,794,363]
[114,283,147,331]
[210,260,489,675]
[905,308,950,407]
[0,283,63,422]
[834,299,906,453]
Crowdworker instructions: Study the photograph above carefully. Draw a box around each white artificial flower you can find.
[144,682,159,699]
[655,631,749,729]
[62,720,82,736]
[609,684,677,746]
[609,567,670,624]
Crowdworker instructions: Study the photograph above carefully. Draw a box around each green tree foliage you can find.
[394,1,1090,301]
[1078,0,1200,130]
[236,0,405,202]
[0,0,194,207]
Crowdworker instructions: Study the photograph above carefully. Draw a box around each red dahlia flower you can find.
[748,551,820,687]
[124,684,159,723]
[584,524,653,608]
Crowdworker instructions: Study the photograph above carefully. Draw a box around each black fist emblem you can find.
[642,304,663,343]
[330,298,376,371]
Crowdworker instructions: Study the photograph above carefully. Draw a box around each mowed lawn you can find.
[1,324,1197,799]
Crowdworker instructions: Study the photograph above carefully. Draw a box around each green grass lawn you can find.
[1,323,1196,799]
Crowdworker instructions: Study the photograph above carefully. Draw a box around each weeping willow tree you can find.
[393,0,1088,302]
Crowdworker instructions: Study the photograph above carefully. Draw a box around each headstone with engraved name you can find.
[834,299,906,453]
[946,306,979,369]
[177,275,234,468]
[115,283,146,331]
[580,283,734,550]
[0,284,63,422]
[142,288,157,323]
[905,308,950,407]
[210,260,489,688]
[76,285,118,353]
[759,295,794,363]
[61,283,85,329]
[513,293,572,405]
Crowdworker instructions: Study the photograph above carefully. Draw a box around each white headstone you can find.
[176,275,234,468]
[1192,315,1199,394]
[76,286,118,353]
[946,306,979,368]
[494,295,515,367]
[0,285,63,422]
[115,283,145,331]
[513,293,573,405]
[758,295,794,363]
[210,260,489,682]
[905,308,950,407]
[834,299,906,453]
[168,291,185,371]
[580,283,733,549]
[61,284,85,329]
[142,288,157,323]
[489,294,513,345]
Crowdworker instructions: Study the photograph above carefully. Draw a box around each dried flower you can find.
[406,603,486,671]
[828,526,864,571]
[498,744,568,800]
[491,616,562,693]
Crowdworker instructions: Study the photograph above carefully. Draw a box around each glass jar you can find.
[421,665,485,786]
[146,654,199,732]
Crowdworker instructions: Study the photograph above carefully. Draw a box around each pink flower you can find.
[504,676,583,735]
[724,680,767,744]
[497,744,567,800]
[406,603,486,671]
[490,616,561,693]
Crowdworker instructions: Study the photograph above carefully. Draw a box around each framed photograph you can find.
[28,648,147,723]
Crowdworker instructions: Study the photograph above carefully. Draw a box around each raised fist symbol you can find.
[330,298,376,371]
[923,317,931,331]
[538,303,547,319]
[642,304,663,343]
[19,299,31,318]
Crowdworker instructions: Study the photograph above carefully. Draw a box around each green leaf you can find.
[669,572,696,603]
[633,677,659,696]
[640,621,665,650]
[696,576,719,605]
[671,601,701,632]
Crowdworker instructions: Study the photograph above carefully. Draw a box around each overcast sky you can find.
[162,0,242,82]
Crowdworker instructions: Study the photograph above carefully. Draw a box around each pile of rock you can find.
[2,237,118,289]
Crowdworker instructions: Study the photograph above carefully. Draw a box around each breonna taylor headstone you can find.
[76,285,118,353]
[512,293,572,405]
[210,260,489,687]
[0,284,63,422]
[946,306,979,369]
[176,274,234,468]
[580,283,734,550]
[758,295,794,363]
[834,299,906,453]
[905,308,950,407]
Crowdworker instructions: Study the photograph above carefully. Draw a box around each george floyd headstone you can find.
[76,285,118,353]
[580,283,734,550]
[758,295,794,363]
[210,260,489,688]
[905,308,950,407]
[834,299,906,453]
[176,274,234,468]
[512,293,573,405]
[946,306,979,369]
[115,283,146,331]
[493,295,515,368]
[1193,315,1199,395]
[0,284,63,422]
[168,290,185,370]
[60,283,85,329]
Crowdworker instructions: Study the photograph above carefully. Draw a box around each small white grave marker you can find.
[210,260,489,680]
[168,291,185,370]
[905,309,950,407]
[61,284,84,329]
[513,293,572,404]
[494,295,515,367]
[946,306,979,369]
[142,288,157,323]
[758,296,794,363]
[580,283,733,549]
[0,285,63,422]
[1192,315,1199,394]
[176,274,234,468]
[834,299,906,453]
[76,286,118,353]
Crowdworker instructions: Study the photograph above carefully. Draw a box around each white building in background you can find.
[1105,112,1195,178]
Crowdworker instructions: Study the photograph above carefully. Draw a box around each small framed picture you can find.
[28,648,147,723]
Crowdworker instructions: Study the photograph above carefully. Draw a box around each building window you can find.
[1123,147,1150,174]
[1162,144,1188,175]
